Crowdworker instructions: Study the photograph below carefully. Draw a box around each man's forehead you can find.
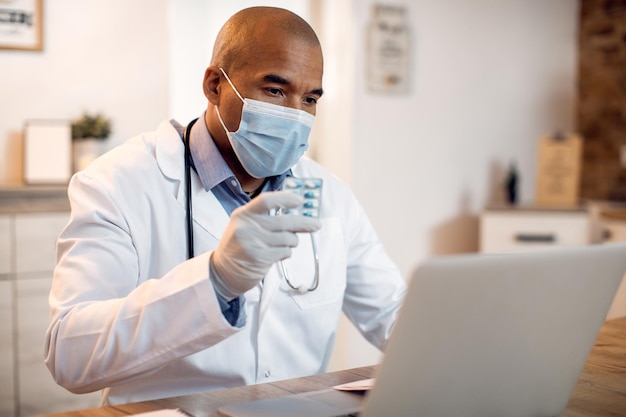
[228,36,323,88]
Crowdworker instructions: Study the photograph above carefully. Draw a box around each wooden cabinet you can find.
[590,203,626,244]
[602,220,626,242]
[589,203,626,319]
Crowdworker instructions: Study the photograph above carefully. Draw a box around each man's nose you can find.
[285,97,315,115]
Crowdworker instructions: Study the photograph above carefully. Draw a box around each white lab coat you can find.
[44,120,406,405]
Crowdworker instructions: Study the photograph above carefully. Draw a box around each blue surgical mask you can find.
[215,68,315,178]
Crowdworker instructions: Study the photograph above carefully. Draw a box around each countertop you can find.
[485,202,588,212]
[0,185,69,213]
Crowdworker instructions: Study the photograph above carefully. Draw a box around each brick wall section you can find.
[577,0,626,201]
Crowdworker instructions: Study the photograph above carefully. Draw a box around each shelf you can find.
[0,186,69,213]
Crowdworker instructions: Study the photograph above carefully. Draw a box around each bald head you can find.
[212,7,321,72]
[202,7,324,191]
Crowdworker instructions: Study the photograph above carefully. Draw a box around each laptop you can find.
[218,243,626,417]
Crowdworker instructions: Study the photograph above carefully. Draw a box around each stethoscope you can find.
[277,227,319,293]
[183,118,319,293]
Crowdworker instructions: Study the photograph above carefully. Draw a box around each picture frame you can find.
[0,0,43,51]
[367,4,411,94]
[23,120,72,185]
[535,133,583,207]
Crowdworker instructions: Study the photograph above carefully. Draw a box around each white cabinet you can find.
[0,214,16,417]
[0,215,11,274]
[17,273,102,416]
[15,214,67,274]
[0,210,101,417]
[479,206,591,254]
[0,280,15,417]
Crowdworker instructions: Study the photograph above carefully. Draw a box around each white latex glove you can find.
[210,190,321,300]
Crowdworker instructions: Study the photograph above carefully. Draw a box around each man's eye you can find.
[267,88,283,96]
[304,96,318,105]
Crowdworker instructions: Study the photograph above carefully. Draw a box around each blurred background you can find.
[1,0,625,416]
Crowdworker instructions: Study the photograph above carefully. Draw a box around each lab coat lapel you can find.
[259,265,282,326]
[190,183,230,240]
[155,120,230,242]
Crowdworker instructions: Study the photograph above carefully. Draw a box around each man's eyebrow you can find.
[263,74,324,97]
[263,74,289,85]
[311,88,324,97]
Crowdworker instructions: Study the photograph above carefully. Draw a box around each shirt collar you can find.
[188,113,233,191]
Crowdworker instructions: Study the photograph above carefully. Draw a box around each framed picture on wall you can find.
[366,4,411,94]
[0,0,43,51]
[23,120,72,185]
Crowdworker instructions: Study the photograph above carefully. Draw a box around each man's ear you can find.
[203,66,222,104]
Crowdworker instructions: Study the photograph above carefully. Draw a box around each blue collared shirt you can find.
[172,114,289,327]
[187,115,288,212]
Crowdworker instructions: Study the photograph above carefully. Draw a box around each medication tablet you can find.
[281,177,323,218]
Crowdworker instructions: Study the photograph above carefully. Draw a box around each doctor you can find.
[45,6,405,405]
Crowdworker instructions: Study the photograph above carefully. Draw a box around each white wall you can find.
[321,0,579,370]
[347,0,580,276]
[0,0,580,374]
[0,0,169,185]
[168,0,310,124]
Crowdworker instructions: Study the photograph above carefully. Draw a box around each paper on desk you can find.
[333,378,375,391]
[126,409,192,417]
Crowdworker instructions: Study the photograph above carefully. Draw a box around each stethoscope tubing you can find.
[184,118,199,260]
[279,233,319,293]
[183,118,319,292]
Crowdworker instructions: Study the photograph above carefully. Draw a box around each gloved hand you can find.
[210,190,321,300]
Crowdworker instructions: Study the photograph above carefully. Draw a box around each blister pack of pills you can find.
[281,177,323,218]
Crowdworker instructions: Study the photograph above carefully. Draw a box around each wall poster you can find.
[0,0,43,51]
[535,133,583,207]
[366,4,411,93]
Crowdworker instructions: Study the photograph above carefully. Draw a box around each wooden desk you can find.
[39,317,626,417]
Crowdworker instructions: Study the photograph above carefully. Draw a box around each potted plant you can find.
[71,112,112,172]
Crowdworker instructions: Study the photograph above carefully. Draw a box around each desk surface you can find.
[41,317,626,417]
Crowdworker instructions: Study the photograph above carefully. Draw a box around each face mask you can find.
[215,68,315,178]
